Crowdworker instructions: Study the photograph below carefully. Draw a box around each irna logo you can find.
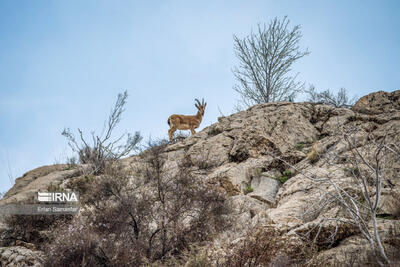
[38,192,79,203]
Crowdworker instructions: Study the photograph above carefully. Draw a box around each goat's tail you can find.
[167,117,170,126]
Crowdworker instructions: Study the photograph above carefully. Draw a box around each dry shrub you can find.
[44,218,114,267]
[296,220,359,250]
[159,245,212,267]
[311,247,377,267]
[306,86,356,108]
[46,140,232,265]
[183,253,212,267]
[66,174,96,196]
[189,150,220,171]
[218,225,309,267]
[62,91,142,174]
[3,214,73,249]
[313,244,400,267]
[208,176,240,197]
[307,142,320,163]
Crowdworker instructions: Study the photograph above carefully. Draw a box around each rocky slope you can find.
[1,90,399,266]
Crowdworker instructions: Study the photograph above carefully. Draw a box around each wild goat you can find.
[168,98,206,141]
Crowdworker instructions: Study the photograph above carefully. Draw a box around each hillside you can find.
[1,90,399,266]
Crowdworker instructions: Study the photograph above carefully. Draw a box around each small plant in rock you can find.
[347,115,359,122]
[63,166,73,171]
[66,174,96,196]
[208,124,223,136]
[169,245,212,267]
[318,134,329,140]
[307,143,320,163]
[295,142,305,151]
[305,85,357,108]
[47,183,63,192]
[63,157,78,170]
[191,150,219,171]
[275,170,293,184]
[244,185,254,195]
[65,156,77,168]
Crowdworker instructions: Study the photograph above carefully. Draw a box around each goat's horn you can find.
[195,99,201,105]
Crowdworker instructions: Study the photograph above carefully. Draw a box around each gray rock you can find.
[248,176,280,205]
[0,246,44,267]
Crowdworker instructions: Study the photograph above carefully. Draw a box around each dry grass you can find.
[307,142,321,163]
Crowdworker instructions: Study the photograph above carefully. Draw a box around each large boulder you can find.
[352,90,400,115]
[248,175,280,205]
[0,164,90,205]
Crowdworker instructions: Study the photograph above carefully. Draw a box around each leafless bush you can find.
[163,245,212,267]
[273,128,398,266]
[3,214,73,249]
[217,225,309,267]
[188,149,220,171]
[65,174,96,196]
[47,140,232,265]
[233,16,310,109]
[298,219,359,252]
[62,90,142,174]
[305,85,357,108]
[44,218,113,267]
[341,131,394,265]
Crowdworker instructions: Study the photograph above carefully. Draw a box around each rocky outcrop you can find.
[0,164,85,205]
[352,90,400,115]
[1,90,399,266]
[0,246,43,267]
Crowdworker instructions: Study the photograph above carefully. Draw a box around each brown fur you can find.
[168,99,206,141]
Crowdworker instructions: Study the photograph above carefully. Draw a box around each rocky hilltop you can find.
[1,90,399,266]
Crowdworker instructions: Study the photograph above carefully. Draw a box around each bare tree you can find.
[306,85,357,108]
[233,16,310,109]
[273,128,396,266]
[342,131,390,265]
[62,90,142,174]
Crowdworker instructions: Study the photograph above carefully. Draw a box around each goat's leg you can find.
[169,127,177,141]
[190,128,196,135]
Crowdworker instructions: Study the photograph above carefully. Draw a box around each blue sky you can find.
[1,0,399,194]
